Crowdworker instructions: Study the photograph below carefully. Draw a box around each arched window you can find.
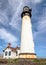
[9,51,11,56]
[5,51,7,56]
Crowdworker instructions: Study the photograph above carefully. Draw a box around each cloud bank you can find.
[0,28,18,46]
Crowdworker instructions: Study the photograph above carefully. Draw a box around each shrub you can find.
[33,59,40,62]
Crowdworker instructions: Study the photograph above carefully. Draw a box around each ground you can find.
[0,58,46,65]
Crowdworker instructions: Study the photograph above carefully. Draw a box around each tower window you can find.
[9,51,11,56]
[5,51,7,56]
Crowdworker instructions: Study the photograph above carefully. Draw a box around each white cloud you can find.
[8,0,23,31]
[0,12,9,26]
[31,0,42,4]
[9,19,21,31]
[37,8,46,31]
[0,28,18,44]
[9,3,23,31]
[8,0,23,11]
[37,18,46,31]
[39,46,46,49]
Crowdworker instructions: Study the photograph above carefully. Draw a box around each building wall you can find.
[3,48,20,59]
[11,50,20,59]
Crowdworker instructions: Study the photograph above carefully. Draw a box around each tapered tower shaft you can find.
[19,6,36,58]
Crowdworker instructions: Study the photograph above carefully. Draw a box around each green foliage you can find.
[33,59,40,62]
[14,58,19,62]
[7,59,14,65]
[0,58,46,65]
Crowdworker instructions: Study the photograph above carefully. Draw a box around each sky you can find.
[0,0,46,58]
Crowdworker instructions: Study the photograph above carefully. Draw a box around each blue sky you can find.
[0,0,46,58]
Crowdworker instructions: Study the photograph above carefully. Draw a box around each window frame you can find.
[5,51,7,56]
[16,51,18,56]
[9,51,11,56]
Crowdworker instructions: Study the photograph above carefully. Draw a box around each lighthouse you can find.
[19,6,36,58]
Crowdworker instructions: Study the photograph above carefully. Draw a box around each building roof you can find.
[3,43,20,52]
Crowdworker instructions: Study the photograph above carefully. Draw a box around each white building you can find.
[3,43,20,59]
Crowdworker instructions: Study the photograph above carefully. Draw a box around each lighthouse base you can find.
[19,53,36,58]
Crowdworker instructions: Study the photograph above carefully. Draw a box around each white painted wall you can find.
[3,48,20,59]
[20,15,35,53]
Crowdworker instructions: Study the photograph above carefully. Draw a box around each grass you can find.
[0,58,46,65]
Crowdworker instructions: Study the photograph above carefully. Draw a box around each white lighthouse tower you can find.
[19,6,36,58]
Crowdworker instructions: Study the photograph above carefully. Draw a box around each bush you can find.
[33,59,40,62]
[7,59,14,65]
[14,58,19,62]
